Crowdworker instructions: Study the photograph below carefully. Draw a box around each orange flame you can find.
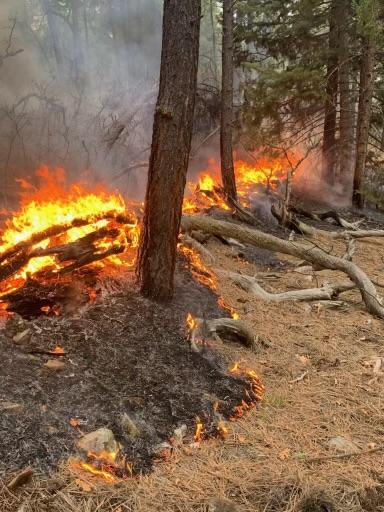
[229,362,265,420]
[183,154,299,213]
[194,417,204,442]
[0,166,140,300]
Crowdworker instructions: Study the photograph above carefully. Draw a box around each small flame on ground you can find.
[229,362,265,420]
[50,346,66,355]
[194,417,205,442]
[186,312,198,330]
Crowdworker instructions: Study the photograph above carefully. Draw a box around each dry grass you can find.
[2,235,384,511]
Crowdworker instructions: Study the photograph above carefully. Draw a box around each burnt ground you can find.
[0,256,262,476]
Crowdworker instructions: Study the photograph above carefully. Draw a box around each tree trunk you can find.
[137,0,201,301]
[41,0,64,74]
[352,36,376,208]
[209,0,219,86]
[322,0,339,184]
[338,0,355,190]
[220,0,237,202]
[70,0,85,84]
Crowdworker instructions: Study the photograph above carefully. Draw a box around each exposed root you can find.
[181,215,384,318]
[216,268,355,302]
[179,234,216,264]
[191,317,255,348]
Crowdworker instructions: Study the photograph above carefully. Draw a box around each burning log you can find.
[181,215,384,319]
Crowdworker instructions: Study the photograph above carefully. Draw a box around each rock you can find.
[121,413,140,438]
[173,424,187,446]
[44,359,65,371]
[153,441,172,457]
[0,401,23,413]
[208,498,239,512]
[328,436,360,454]
[12,328,31,345]
[5,314,30,338]
[77,428,119,456]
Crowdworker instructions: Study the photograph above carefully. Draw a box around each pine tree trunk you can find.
[352,36,376,208]
[70,0,85,84]
[41,0,64,74]
[338,1,355,189]
[322,0,339,184]
[137,0,201,302]
[220,0,237,202]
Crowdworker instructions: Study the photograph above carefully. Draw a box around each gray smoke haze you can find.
[0,0,164,206]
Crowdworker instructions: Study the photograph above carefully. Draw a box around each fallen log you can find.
[216,268,356,302]
[181,215,384,318]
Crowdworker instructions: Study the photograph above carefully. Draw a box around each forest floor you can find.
[2,220,384,512]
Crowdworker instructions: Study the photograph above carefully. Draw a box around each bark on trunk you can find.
[322,0,339,184]
[137,0,201,301]
[352,36,376,208]
[338,0,355,189]
[220,0,237,202]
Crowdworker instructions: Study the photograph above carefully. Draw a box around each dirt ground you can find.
[2,225,384,511]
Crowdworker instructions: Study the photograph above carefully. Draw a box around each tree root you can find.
[190,317,255,348]
[215,268,355,302]
[181,215,384,318]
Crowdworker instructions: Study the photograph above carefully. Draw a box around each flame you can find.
[71,448,132,483]
[0,166,140,301]
[186,312,197,330]
[50,345,66,355]
[230,362,265,420]
[179,244,216,290]
[218,297,240,320]
[183,154,299,213]
[194,417,204,442]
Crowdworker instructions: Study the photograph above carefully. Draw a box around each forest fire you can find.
[0,166,139,310]
[183,155,296,212]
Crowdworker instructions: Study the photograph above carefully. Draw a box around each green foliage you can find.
[235,0,329,145]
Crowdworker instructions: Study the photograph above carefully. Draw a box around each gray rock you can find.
[328,436,359,454]
[77,428,119,455]
[208,498,239,512]
[121,413,140,438]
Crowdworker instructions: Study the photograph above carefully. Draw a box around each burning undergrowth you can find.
[0,266,262,480]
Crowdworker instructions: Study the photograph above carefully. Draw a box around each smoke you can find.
[0,0,163,206]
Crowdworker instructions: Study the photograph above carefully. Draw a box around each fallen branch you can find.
[216,268,355,302]
[181,215,384,318]
[290,206,364,230]
[272,205,384,240]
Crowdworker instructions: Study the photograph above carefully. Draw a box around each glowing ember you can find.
[0,166,140,303]
[49,346,66,355]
